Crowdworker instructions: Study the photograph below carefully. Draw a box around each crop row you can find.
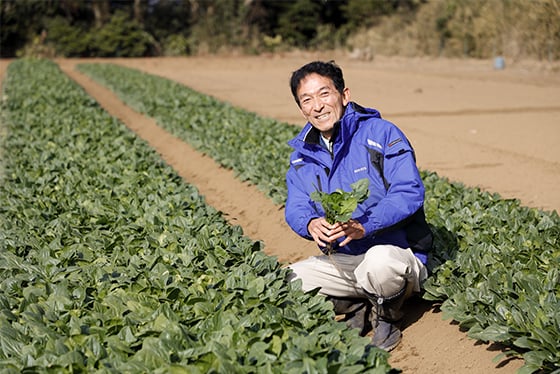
[77,63,560,373]
[0,59,394,373]
[78,62,295,205]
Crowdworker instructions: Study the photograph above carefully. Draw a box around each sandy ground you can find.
[110,53,560,214]
[3,54,559,373]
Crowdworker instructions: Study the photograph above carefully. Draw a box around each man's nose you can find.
[312,97,324,111]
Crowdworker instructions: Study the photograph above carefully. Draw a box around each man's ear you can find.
[342,87,351,106]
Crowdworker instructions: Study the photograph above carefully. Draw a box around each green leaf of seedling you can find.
[311,178,369,224]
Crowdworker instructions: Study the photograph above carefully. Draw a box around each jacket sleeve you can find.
[284,162,320,241]
[355,123,425,236]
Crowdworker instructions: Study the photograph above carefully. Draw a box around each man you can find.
[285,60,432,351]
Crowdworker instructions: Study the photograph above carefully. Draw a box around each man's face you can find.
[296,73,350,139]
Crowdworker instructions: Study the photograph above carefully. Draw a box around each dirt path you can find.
[51,57,536,374]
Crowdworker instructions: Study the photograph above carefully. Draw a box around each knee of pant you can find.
[359,247,409,289]
[363,246,403,273]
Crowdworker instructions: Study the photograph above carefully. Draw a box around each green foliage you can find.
[311,179,370,224]
[188,0,248,54]
[78,63,560,373]
[0,58,394,372]
[89,10,155,57]
[0,0,56,56]
[2,0,558,59]
[45,17,89,57]
[162,34,191,57]
[421,171,560,373]
[310,178,370,255]
[143,0,193,41]
[341,0,392,31]
[77,63,300,205]
[276,0,321,48]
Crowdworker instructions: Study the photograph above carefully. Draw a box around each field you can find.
[1,54,559,373]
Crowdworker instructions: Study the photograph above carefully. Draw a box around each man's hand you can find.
[307,218,365,249]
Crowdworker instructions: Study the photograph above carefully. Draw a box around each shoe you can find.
[328,297,372,337]
[364,283,408,352]
[370,319,402,351]
[343,302,372,336]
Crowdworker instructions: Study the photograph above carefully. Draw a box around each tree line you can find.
[1,0,558,61]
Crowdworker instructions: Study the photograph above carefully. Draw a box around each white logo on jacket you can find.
[367,139,382,149]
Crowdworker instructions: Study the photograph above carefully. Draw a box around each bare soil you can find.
[3,53,559,373]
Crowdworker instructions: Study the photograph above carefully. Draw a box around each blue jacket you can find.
[285,102,426,260]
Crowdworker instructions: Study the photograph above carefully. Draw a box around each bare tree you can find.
[134,0,142,23]
[92,0,110,28]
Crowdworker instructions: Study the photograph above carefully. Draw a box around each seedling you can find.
[311,178,370,253]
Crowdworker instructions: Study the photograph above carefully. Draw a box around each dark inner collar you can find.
[304,121,341,145]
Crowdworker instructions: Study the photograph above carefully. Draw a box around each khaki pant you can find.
[287,245,428,299]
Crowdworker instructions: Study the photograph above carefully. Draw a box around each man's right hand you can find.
[307,217,336,249]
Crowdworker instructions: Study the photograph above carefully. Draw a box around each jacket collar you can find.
[303,121,341,145]
[290,102,381,150]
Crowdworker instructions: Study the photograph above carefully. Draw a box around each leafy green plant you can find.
[89,10,156,57]
[421,172,560,374]
[311,178,370,224]
[310,178,370,254]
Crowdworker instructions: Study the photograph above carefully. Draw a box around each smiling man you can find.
[284,60,433,351]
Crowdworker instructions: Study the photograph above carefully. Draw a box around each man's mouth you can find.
[316,113,330,120]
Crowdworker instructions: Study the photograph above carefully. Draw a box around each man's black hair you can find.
[290,60,345,107]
